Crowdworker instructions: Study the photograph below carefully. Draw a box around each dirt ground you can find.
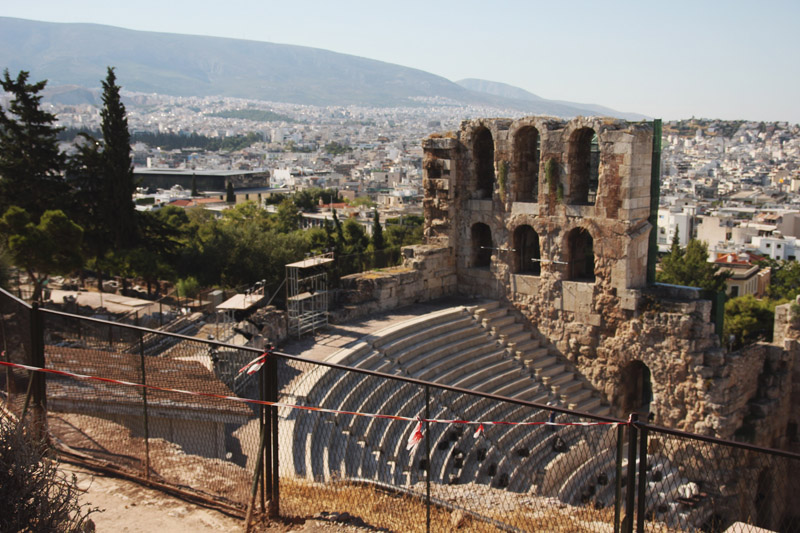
[65,464,387,532]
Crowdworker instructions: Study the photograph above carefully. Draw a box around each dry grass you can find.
[43,411,685,532]
[277,478,627,532]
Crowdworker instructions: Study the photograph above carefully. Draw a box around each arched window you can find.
[513,225,540,275]
[567,228,595,281]
[620,361,652,415]
[471,223,493,268]
[474,128,495,199]
[567,128,599,205]
[514,127,539,202]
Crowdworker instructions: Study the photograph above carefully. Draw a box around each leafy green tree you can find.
[0,207,83,302]
[275,199,302,233]
[125,246,174,295]
[176,276,200,300]
[385,215,423,247]
[0,243,10,290]
[764,259,800,300]
[332,209,345,248]
[343,218,368,251]
[724,295,780,349]
[0,70,67,218]
[134,206,190,284]
[657,236,729,293]
[351,196,376,208]
[291,187,341,211]
[305,227,328,253]
[323,141,352,155]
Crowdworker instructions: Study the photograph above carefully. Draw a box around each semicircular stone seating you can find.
[280,301,707,524]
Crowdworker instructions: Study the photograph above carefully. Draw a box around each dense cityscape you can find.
[49,92,800,283]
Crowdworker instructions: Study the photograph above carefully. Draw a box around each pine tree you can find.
[0,70,67,218]
[226,182,235,203]
[657,235,729,293]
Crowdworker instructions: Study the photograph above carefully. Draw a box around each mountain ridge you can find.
[0,17,645,119]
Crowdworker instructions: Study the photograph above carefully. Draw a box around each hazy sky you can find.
[3,0,799,123]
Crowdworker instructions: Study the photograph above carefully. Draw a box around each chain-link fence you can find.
[2,287,799,531]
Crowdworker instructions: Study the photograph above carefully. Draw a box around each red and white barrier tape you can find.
[0,358,626,451]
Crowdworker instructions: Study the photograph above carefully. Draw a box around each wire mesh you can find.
[641,425,800,532]
[0,290,32,417]
[39,309,263,510]
[278,358,627,532]
[2,287,799,532]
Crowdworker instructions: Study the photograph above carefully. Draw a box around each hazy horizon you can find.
[2,1,799,123]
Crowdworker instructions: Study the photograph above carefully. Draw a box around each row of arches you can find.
[470,223,596,282]
[474,125,600,205]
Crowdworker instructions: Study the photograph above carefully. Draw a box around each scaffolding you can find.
[286,252,334,337]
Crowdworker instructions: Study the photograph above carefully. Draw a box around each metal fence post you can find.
[29,302,47,439]
[636,420,648,532]
[425,385,431,533]
[269,353,279,519]
[260,361,268,513]
[139,330,150,479]
[614,423,625,533]
[624,413,639,533]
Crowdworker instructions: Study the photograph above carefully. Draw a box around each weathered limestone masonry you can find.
[338,115,798,446]
[331,245,457,323]
[418,116,800,443]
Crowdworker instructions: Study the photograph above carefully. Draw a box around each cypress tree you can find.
[371,208,386,268]
[100,67,136,249]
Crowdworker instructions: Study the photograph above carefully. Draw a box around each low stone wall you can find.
[330,244,456,323]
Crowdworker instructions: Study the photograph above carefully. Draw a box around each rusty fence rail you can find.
[1,288,799,532]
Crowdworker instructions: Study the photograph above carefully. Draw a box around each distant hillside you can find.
[456,78,649,121]
[456,78,545,102]
[0,17,644,118]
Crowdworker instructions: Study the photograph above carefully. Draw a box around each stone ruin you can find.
[336,116,799,453]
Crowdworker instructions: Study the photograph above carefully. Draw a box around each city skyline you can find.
[2,0,799,123]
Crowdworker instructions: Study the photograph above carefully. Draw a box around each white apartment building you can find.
[750,234,799,261]
[657,206,696,252]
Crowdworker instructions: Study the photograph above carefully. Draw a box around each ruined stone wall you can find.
[330,245,456,323]
[325,115,798,446]
[418,116,798,443]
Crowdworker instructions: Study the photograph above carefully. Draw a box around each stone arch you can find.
[513,126,540,202]
[565,227,595,281]
[513,225,541,275]
[567,127,600,205]
[473,127,495,199]
[471,222,493,268]
[620,360,652,415]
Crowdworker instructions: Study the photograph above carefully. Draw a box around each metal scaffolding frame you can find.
[286,252,334,337]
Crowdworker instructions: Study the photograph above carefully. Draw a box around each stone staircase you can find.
[470,300,610,416]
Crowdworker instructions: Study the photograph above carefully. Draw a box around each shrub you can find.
[0,417,98,532]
